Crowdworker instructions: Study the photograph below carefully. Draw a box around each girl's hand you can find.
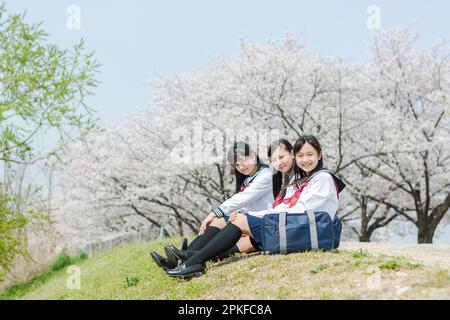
[229,211,240,222]
[199,213,216,235]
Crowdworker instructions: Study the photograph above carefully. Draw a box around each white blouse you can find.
[248,171,339,219]
[212,166,274,217]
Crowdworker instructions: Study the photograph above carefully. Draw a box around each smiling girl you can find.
[151,141,274,271]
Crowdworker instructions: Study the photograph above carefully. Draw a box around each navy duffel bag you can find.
[261,211,342,254]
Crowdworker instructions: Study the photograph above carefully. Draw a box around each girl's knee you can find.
[232,213,246,225]
[236,235,256,253]
[231,214,250,233]
[210,217,226,228]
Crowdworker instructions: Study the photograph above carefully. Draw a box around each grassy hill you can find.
[1,238,449,300]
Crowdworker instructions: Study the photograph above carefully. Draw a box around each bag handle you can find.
[306,211,319,250]
[279,212,287,254]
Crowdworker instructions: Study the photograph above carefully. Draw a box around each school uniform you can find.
[211,165,274,219]
[244,169,344,250]
[165,170,345,278]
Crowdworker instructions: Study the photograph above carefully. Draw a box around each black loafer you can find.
[166,262,205,278]
[163,245,180,266]
[181,238,188,251]
[164,245,196,265]
[151,251,175,271]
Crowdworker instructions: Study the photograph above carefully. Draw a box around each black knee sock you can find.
[187,226,221,251]
[187,244,239,262]
[185,223,243,267]
[215,245,239,261]
[181,238,188,250]
[185,244,238,262]
[187,235,202,250]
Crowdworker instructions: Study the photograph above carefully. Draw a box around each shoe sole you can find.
[169,272,204,280]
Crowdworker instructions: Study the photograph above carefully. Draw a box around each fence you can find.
[79,226,166,258]
[0,226,169,289]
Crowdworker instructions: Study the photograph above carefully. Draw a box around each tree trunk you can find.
[177,218,184,237]
[358,196,372,242]
[417,192,450,244]
[359,232,371,242]
[402,199,450,244]
[417,227,434,244]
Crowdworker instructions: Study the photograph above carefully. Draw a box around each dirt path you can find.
[340,241,450,267]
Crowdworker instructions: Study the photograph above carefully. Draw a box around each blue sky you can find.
[4,0,450,126]
[3,1,449,243]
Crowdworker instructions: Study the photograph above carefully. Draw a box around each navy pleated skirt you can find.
[223,213,264,250]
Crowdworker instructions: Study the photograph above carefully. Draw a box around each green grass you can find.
[352,249,370,259]
[426,268,450,288]
[124,276,140,288]
[310,263,330,274]
[0,238,448,300]
[406,262,424,269]
[0,250,88,299]
[379,259,401,271]
[51,251,88,271]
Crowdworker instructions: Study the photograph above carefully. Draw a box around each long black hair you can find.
[293,135,324,179]
[227,142,265,193]
[268,139,295,199]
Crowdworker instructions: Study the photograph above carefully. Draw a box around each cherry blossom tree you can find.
[52,29,449,246]
[351,27,450,243]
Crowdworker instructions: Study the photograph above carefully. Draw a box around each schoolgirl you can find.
[151,141,274,270]
[217,138,299,254]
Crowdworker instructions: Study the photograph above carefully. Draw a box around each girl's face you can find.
[295,142,322,175]
[234,154,258,176]
[271,145,294,174]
